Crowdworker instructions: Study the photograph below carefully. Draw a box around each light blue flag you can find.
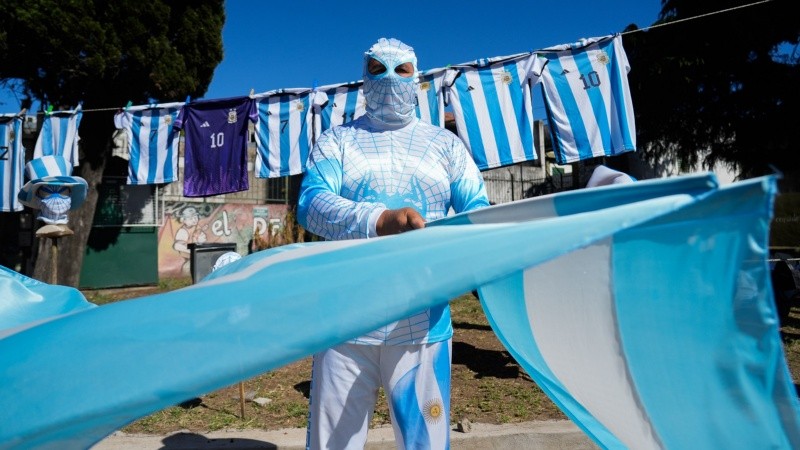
[434,175,800,450]
[1,173,798,449]
[0,265,96,339]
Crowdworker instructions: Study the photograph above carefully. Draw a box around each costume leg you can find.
[306,343,381,450]
[382,340,452,450]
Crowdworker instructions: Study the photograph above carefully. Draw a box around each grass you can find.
[80,282,800,436]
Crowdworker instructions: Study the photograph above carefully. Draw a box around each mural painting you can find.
[158,202,288,278]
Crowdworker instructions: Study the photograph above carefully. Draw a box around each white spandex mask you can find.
[363,38,418,127]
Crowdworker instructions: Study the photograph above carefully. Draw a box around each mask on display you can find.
[363,38,418,126]
[37,187,73,225]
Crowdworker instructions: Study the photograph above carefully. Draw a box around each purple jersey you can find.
[175,96,257,197]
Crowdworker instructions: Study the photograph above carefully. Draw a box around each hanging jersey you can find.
[312,81,366,142]
[253,89,315,178]
[312,76,445,144]
[443,52,538,170]
[415,67,448,127]
[532,34,636,164]
[174,96,257,197]
[114,102,183,185]
[34,106,82,167]
[0,115,24,212]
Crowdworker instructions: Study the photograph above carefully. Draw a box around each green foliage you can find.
[625,0,800,189]
[0,0,224,109]
[771,193,800,248]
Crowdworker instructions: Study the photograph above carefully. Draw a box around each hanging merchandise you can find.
[17,155,88,225]
[443,52,539,170]
[415,66,448,128]
[253,88,315,179]
[113,102,184,185]
[34,105,83,167]
[0,114,25,212]
[312,81,366,140]
[174,96,257,197]
[533,34,636,164]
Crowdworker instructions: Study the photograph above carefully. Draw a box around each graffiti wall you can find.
[158,202,288,278]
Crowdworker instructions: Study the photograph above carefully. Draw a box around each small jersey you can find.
[174,96,257,197]
[415,66,448,128]
[0,115,24,212]
[253,89,315,178]
[34,107,83,167]
[443,52,538,171]
[532,34,636,164]
[114,102,183,185]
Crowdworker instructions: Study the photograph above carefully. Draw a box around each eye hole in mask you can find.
[36,185,72,199]
[367,58,415,79]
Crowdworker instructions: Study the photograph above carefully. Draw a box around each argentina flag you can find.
[254,88,315,178]
[33,105,83,167]
[113,102,183,185]
[1,173,798,449]
[444,52,538,170]
[533,34,637,164]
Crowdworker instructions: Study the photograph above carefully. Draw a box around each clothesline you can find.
[5,0,773,116]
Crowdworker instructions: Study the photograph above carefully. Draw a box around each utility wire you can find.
[622,0,773,35]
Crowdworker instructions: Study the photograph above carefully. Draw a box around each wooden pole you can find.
[238,381,246,419]
[50,237,58,285]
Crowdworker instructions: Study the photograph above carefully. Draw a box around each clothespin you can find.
[312,79,318,91]
[185,95,191,104]
[249,88,255,98]
[45,105,53,115]
[18,108,27,117]
[125,101,132,110]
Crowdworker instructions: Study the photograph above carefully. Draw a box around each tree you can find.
[623,0,799,190]
[0,0,224,286]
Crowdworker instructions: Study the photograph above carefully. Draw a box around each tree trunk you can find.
[32,110,114,287]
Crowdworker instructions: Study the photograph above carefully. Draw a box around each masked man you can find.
[298,38,490,449]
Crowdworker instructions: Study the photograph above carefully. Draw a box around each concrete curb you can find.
[91,421,599,449]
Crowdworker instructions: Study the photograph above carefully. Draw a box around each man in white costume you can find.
[298,38,490,449]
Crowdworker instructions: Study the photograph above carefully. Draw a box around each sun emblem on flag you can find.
[163,115,172,125]
[596,51,610,65]
[423,398,444,424]
[419,81,430,91]
[227,109,238,124]
[499,71,513,85]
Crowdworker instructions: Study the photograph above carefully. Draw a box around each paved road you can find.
[92,420,599,449]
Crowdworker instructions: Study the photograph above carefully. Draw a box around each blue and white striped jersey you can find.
[532,34,636,164]
[113,102,183,185]
[416,66,448,128]
[0,115,24,212]
[312,81,366,142]
[444,52,539,170]
[34,106,83,167]
[253,88,315,178]
[313,74,446,144]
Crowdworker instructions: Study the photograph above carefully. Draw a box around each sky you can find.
[0,0,663,119]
